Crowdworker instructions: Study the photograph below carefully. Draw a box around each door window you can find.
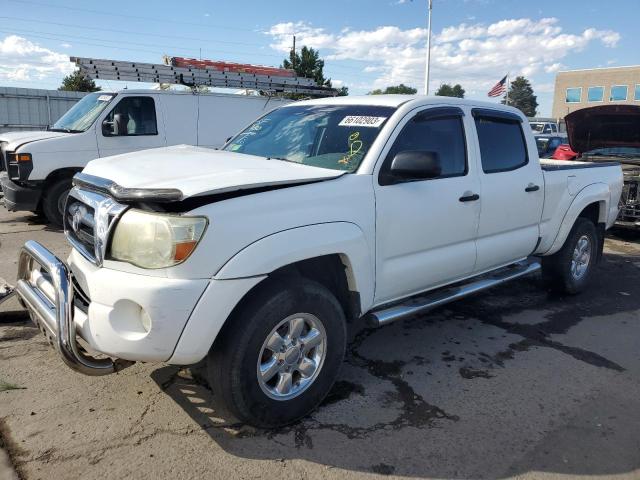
[105,96,157,136]
[474,115,528,173]
[380,111,467,182]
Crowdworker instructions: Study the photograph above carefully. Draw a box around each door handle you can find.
[459,193,480,202]
[525,184,540,192]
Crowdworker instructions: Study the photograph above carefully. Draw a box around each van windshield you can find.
[224,105,395,172]
[51,92,116,133]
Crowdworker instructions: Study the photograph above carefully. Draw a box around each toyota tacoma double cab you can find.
[14,96,623,427]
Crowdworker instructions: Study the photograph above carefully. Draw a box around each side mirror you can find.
[389,151,441,181]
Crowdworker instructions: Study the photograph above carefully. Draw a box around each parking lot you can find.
[1,206,639,480]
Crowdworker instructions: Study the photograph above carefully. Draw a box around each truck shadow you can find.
[153,248,640,479]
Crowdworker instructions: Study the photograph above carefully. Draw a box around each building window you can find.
[635,85,640,101]
[587,86,604,102]
[610,85,628,101]
[565,87,582,103]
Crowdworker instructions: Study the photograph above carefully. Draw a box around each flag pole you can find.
[424,0,433,95]
[506,73,510,105]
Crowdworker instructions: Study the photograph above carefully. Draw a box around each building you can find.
[551,65,640,119]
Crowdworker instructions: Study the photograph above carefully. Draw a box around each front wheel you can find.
[41,178,72,227]
[542,217,599,294]
[207,277,347,428]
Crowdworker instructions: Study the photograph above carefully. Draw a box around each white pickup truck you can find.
[14,95,623,427]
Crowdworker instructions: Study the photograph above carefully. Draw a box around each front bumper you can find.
[16,241,211,375]
[16,240,131,375]
[0,172,42,211]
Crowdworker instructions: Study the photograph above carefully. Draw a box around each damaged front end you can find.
[618,165,640,228]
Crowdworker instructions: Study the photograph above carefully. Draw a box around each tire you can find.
[542,217,599,294]
[42,178,72,227]
[207,277,347,428]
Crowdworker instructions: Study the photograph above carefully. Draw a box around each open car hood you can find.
[566,105,640,153]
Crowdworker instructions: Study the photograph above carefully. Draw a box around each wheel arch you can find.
[543,183,610,256]
[215,222,375,317]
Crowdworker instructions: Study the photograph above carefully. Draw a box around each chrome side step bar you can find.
[368,261,541,327]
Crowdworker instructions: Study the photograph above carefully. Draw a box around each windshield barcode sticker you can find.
[98,95,113,102]
[339,116,387,128]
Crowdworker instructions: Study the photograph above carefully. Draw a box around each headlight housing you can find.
[109,209,208,269]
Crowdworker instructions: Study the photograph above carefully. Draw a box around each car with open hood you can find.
[565,105,640,229]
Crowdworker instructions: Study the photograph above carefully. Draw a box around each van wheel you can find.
[207,277,346,428]
[542,217,598,294]
[42,178,72,227]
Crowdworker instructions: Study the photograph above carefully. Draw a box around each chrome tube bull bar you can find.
[15,240,132,375]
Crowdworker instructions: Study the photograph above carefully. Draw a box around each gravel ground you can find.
[1,207,639,480]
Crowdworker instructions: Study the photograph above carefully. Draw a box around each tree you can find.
[435,83,465,98]
[282,45,345,98]
[58,69,101,92]
[283,46,331,87]
[369,84,417,95]
[502,76,538,117]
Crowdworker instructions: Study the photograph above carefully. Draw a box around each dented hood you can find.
[566,105,640,153]
[82,145,345,199]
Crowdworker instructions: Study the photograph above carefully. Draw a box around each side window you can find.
[380,113,467,181]
[475,116,528,173]
[105,96,157,136]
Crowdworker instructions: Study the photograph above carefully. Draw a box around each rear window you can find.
[475,116,528,173]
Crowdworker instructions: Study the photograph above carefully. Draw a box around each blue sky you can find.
[0,0,636,115]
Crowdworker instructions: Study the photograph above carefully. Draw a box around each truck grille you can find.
[64,187,127,266]
[620,177,640,222]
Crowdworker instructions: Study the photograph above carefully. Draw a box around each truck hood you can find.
[566,105,640,153]
[82,145,346,199]
[0,130,71,150]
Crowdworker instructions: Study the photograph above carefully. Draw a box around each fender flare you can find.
[214,222,375,312]
[543,182,610,256]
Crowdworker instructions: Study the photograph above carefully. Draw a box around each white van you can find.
[0,89,290,225]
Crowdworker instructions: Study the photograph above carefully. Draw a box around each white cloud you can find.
[0,35,74,83]
[264,17,621,97]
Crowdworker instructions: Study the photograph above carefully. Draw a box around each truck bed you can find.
[536,159,623,255]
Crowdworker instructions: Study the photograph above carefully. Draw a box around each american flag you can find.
[488,75,507,97]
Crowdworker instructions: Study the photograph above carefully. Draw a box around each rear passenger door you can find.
[472,109,544,272]
[97,95,166,158]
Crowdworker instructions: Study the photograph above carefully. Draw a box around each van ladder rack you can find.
[71,56,338,97]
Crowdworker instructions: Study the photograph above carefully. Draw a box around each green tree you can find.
[283,45,345,97]
[502,76,538,117]
[435,83,465,98]
[283,46,331,87]
[369,84,417,95]
[58,69,101,92]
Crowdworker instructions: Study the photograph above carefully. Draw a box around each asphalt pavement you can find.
[1,207,639,480]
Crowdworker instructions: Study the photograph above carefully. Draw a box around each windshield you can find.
[51,92,116,132]
[535,137,550,155]
[224,105,396,172]
[584,147,640,158]
[530,123,545,133]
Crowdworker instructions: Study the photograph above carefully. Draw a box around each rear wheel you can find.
[207,277,346,428]
[542,217,599,294]
[41,177,72,227]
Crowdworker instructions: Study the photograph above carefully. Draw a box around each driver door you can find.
[96,95,166,158]
[373,107,481,305]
